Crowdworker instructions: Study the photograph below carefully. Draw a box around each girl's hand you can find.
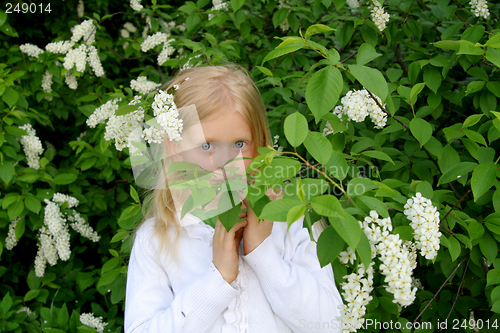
[212,215,247,284]
[241,187,280,255]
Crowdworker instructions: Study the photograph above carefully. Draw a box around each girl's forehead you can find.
[198,110,253,141]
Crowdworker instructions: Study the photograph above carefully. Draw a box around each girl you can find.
[124,65,344,332]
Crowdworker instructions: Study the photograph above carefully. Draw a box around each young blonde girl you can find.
[124,65,343,332]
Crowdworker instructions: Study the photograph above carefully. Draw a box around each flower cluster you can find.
[140,32,175,65]
[46,41,74,54]
[71,19,96,45]
[208,0,229,19]
[65,71,78,90]
[19,123,44,169]
[277,0,290,32]
[346,0,360,9]
[370,0,390,32]
[42,70,53,100]
[404,192,441,260]
[323,121,334,136]
[63,44,104,77]
[337,263,374,332]
[130,0,143,12]
[5,217,21,250]
[19,43,44,58]
[470,0,490,19]
[131,76,161,95]
[152,90,183,142]
[272,135,284,152]
[86,98,122,128]
[33,193,100,277]
[104,107,145,151]
[332,88,387,129]
[80,313,108,333]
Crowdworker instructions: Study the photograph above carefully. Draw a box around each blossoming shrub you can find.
[0,0,499,332]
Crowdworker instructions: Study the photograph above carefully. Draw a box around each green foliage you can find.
[0,0,500,331]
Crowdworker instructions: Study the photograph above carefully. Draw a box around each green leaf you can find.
[0,162,15,183]
[303,131,332,165]
[218,199,240,232]
[360,150,394,165]
[409,118,433,147]
[25,197,41,216]
[259,199,304,222]
[317,225,345,267]
[448,236,461,262]
[98,269,120,288]
[130,185,140,204]
[8,199,24,220]
[356,232,371,268]
[347,177,377,197]
[255,66,272,77]
[457,40,484,55]
[468,221,484,240]
[437,162,477,186]
[486,49,500,68]
[14,217,25,240]
[471,163,497,201]
[115,105,139,116]
[58,303,69,328]
[53,173,78,185]
[379,296,399,314]
[358,196,389,218]
[77,326,98,333]
[0,11,6,27]
[284,112,308,147]
[480,232,498,263]
[305,66,343,122]
[356,43,382,66]
[231,0,245,11]
[348,64,388,102]
[2,87,18,108]
[262,41,305,64]
[24,289,40,302]
[304,24,335,39]
[462,114,483,128]
[487,269,500,286]
[329,215,361,250]
[423,66,442,94]
[311,195,345,218]
[286,205,306,229]
[410,82,426,104]
[118,204,143,230]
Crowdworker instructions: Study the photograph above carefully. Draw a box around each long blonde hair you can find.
[138,65,272,266]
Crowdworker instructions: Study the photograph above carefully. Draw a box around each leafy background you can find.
[0,0,500,332]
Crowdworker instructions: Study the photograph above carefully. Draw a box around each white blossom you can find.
[370,1,390,32]
[77,0,84,17]
[130,0,144,12]
[68,211,100,242]
[334,88,387,129]
[346,0,360,9]
[470,0,489,19]
[86,98,121,128]
[404,192,442,260]
[87,46,104,77]
[42,70,53,95]
[277,0,290,32]
[124,22,137,33]
[141,32,168,52]
[34,246,47,277]
[71,19,95,45]
[104,109,145,151]
[65,71,78,90]
[209,0,229,20]
[45,41,75,54]
[130,76,161,95]
[5,217,21,250]
[158,39,175,65]
[151,90,183,141]
[52,193,79,208]
[20,43,44,58]
[323,121,334,136]
[64,44,87,72]
[19,124,44,169]
[80,313,108,333]
[16,306,32,316]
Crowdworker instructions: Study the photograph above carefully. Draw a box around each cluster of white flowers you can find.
[18,123,44,169]
[34,193,100,277]
[16,306,33,316]
[404,192,441,260]
[209,0,229,20]
[80,313,108,333]
[277,0,290,32]
[65,71,78,90]
[71,19,96,45]
[370,0,390,32]
[323,121,334,136]
[337,263,374,332]
[87,46,105,77]
[346,0,360,9]
[470,0,490,19]
[87,98,122,128]
[63,44,104,77]
[67,211,100,242]
[19,43,44,58]
[5,217,21,250]
[42,70,53,100]
[46,40,74,54]
[333,88,387,129]
[131,76,161,95]
[104,108,145,151]
[181,53,202,71]
[361,211,417,307]
[152,90,183,142]
[141,32,168,52]
[130,0,143,12]
[158,39,176,65]
[77,0,84,17]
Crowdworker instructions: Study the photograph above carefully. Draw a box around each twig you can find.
[446,256,470,321]
[340,49,358,63]
[440,189,472,225]
[412,255,469,325]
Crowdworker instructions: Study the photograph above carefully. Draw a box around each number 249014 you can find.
[5,3,52,14]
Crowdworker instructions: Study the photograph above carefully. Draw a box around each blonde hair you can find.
[138,65,272,267]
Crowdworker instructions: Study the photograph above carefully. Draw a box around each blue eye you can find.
[235,141,246,149]
[201,143,212,151]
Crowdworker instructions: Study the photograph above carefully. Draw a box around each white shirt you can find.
[124,213,343,333]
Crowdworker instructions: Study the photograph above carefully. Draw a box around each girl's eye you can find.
[201,143,212,151]
[235,141,246,149]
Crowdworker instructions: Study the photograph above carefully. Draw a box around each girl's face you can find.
[175,109,256,172]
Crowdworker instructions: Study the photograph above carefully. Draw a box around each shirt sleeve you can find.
[241,216,343,333]
[124,229,238,333]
